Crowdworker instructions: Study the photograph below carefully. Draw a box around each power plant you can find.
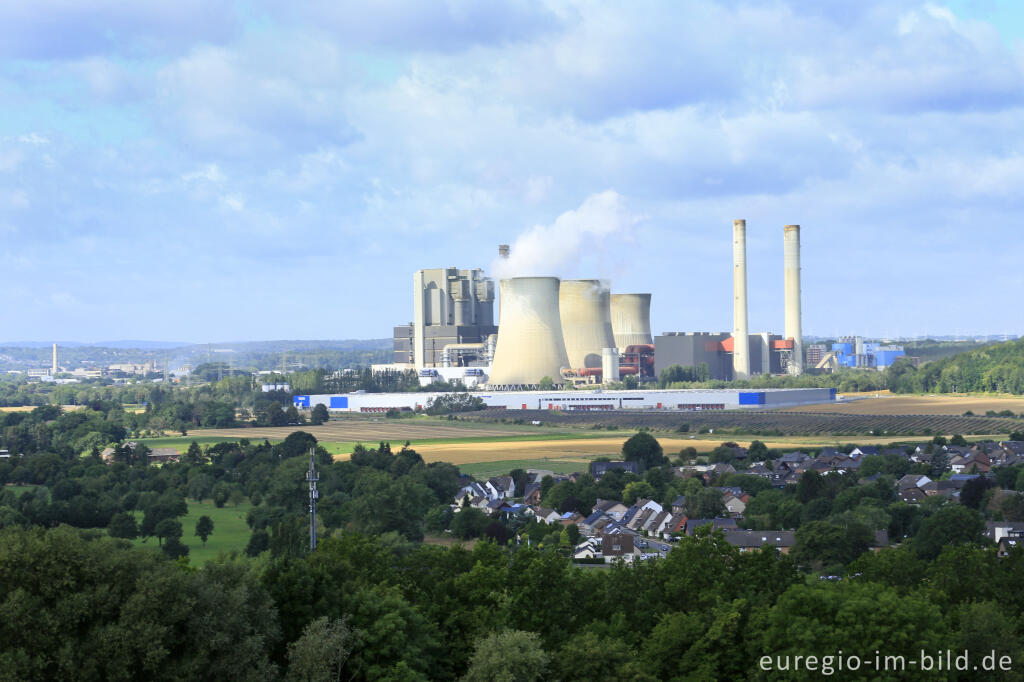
[559,279,616,370]
[384,220,809,392]
[393,268,497,370]
[488,277,571,388]
[610,294,653,347]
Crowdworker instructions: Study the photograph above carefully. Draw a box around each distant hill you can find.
[0,339,392,372]
[889,337,1024,394]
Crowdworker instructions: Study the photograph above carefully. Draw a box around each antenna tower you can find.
[306,448,319,551]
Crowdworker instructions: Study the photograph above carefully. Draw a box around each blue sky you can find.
[1,0,1023,343]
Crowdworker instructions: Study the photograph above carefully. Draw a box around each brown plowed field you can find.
[783,394,1024,416]
[459,408,1023,436]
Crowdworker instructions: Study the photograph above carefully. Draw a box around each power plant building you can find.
[394,268,497,369]
[559,280,616,369]
[610,294,653,348]
[655,332,788,381]
[488,277,570,388]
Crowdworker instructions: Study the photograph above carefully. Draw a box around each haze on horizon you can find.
[2,1,1023,343]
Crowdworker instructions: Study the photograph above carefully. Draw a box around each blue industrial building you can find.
[830,340,905,369]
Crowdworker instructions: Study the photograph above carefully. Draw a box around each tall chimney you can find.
[732,219,750,380]
[51,343,58,375]
[784,225,803,375]
[498,244,510,259]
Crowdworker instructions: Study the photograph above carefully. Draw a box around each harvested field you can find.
[784,393,1024,416]
[459,408,1024,437]
[333,435,945,466]
[399,437,699,464]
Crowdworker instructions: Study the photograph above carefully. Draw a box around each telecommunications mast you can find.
[306,448,319,551]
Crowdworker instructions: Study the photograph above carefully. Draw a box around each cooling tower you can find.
[488,277,570,387]
[610,294,653,348]
[784,224,803,376]
[733,219,750,380]
[560,280,616,369]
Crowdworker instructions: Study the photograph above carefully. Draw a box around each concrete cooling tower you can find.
[559,280,616,369]
[610,294,653,348]
[488,277,570,387]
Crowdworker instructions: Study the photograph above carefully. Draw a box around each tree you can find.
[622,480,656,505]
[555,632,647,682]
[107,512,138,539]
[310,403,329,426]
[537,376,555,390]
[154,518,182,547]
[162,537,189,559]
[212,482,230,508]
[462,630,549,682]
[685,487,726,520]
[194,515,214,548]
[622,374,639,389]
[748,440,769,460]
[187,474,213,502]
[792,520,872,570]
[185,441,204,465]
[286,616,353,682]
[245,529,270,557]
[451,508,489,540]
[960,476,994,509]
[622,432,666,471]
[913,504,985,560]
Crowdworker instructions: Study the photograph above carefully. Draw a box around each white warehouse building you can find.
[293,387,836,413]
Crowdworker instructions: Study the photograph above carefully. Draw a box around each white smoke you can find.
[491,190,639,280]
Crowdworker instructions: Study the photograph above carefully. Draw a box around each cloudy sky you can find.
[1,0,1022,343]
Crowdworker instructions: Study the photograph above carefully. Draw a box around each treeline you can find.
[889,338,1024,394]
[4,523,1024,679]
[656,365,888,393]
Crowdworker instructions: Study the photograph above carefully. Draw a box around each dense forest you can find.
[889,338,1024,394]
[4,402,1024,678]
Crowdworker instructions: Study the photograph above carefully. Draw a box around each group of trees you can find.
[4,519,1024,680]
[888,338,1024,394]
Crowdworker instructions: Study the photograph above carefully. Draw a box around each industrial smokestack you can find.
[559,280,616,369]
[610,294,653,348]
[52,343,58,375]
[732,219,750,380]
[488,277,570,387]
[498,244,510,259]
[784,224,803,375]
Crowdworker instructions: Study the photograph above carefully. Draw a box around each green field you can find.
[3,485,37,498]
[133,500,253,565]
[137,430,618,456]
[455,458,597,479]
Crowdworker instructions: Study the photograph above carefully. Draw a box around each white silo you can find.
[610,294,653,348]
[560,280,616,369]
[488,277,570,387]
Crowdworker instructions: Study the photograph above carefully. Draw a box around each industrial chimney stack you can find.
[732,220,750,380]
[784,225,803,375]
[51,343,58,375]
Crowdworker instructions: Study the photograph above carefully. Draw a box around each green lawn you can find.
[3,485,38,498]
[137,435,251,452]
[456,457,597,479]
[132,500,254,565]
